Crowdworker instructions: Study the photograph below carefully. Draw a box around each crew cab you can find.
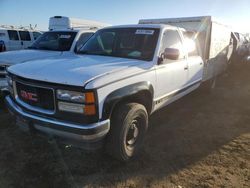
[0,16,108,92]
[6,24,211,161]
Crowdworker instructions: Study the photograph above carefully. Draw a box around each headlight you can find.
[56,89,96,115]
[0,64,9,74]
[6,75,13,86]
[58,102,84,114]
[57,90,85,103]
[5,75,13,96]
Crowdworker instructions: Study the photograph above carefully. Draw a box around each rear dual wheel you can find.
[106,103,148,162]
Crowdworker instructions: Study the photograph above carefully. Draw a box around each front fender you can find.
[101,81,154,120]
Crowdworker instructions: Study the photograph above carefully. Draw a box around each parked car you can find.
[0,25,42,52]
[5,21,231,161]
[0,16,108,92]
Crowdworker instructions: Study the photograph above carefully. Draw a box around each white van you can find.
[0,16,109,91]
[0,25,42,52]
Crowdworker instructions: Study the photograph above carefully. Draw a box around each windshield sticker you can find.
[135,30,154,35]
[59,35,71,39]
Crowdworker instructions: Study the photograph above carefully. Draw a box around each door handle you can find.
[21,41,23,45]
[200,62,203,65]
[184,66,188,70]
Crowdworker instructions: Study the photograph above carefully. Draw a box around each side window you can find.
[186,39,198,56]
[161,30,183,52]
[7,30,19,40]
[183,33,199,57]
[76,32,93,51]
[19,31,31,41]
[32,32,42,40]
[160,30,184,63]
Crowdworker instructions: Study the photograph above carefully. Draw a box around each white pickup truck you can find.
[0,16,108,92]
[5,23,231,161]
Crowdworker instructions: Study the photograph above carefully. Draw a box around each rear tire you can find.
[106,103,148,162]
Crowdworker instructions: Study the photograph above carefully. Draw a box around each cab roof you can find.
[46,28,97,32]
[101,24,182,31]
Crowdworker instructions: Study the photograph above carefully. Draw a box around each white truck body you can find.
[49,16,109,30]
[5,24,217,160]
[139,16,233,81]
[0,16,109,90]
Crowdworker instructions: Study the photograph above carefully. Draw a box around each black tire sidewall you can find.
[120,106,148,159]
[107,103,148,161]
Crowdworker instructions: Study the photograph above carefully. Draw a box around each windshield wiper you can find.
[27,46,53,51]
[78,50,89,54]
[78,50,111,56]
[37,47,54,51]
[27,46,38,49]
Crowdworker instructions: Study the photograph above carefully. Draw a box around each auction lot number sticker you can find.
[135,30,155,35]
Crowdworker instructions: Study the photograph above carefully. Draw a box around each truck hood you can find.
[8,55,148,87]
[0,50,62,65]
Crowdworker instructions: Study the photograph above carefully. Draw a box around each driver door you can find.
[155,29,188,104]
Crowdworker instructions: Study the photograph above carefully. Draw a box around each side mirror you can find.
[162,48,180,60]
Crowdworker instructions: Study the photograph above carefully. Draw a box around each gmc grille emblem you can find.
[20,90,38,102]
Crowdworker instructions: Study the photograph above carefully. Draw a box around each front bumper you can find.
[5,96,110,148]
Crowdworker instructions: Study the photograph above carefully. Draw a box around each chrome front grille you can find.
[13,80,56,115]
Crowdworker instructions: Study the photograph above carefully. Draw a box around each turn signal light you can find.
[84,104,96,115]
[85,92,95,103]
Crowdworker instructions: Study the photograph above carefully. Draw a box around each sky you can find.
[0,0,250,33]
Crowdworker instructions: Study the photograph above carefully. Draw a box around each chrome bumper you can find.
[5,96,110,142]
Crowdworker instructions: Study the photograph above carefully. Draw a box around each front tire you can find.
[106,103,148,162]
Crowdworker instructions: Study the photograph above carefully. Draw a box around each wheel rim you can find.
[126,118,140,150]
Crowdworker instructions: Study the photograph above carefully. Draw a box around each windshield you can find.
[78,28,160,61]
[29,31,77,51]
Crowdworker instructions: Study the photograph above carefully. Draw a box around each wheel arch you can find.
[101,81,154,120]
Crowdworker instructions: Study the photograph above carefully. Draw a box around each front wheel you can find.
[106,103,148,162]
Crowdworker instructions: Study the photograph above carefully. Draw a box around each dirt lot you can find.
[0,63,249,188]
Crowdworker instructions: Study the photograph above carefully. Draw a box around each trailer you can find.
[139,16,234,81]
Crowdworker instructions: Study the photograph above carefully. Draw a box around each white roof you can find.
[139,16,230,28]
[0,25,41,32]
[101,24,177,30]
[139,16,211,24]
[49,16,110,31]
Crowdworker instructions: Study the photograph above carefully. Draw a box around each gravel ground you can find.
[0,63,249,188]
